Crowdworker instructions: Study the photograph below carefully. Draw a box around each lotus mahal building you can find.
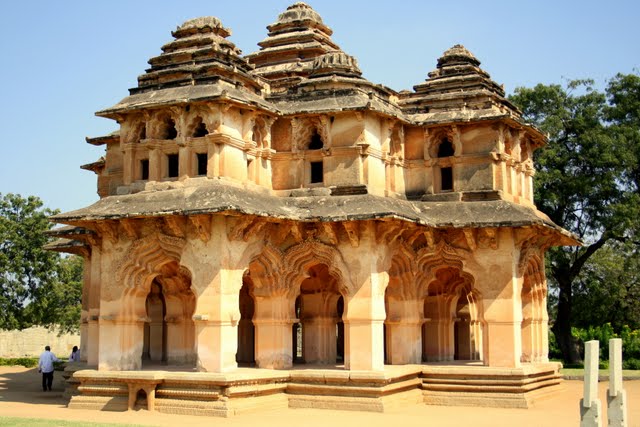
[49,2,577,416]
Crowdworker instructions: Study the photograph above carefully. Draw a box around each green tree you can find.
[510,74,640,363]
[0,193,83,332]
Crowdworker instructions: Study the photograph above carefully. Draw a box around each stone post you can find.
[580,340,602,427]
[607,338,627,427]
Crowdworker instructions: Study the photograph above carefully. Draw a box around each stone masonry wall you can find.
[0,326,80,358]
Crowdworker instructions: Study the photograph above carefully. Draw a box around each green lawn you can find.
[0,418,149,427]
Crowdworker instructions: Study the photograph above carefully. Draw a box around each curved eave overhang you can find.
[51,183,578,247]
[96,84,279,119]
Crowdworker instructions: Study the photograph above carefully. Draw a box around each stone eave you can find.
[43,238,89,255]
[86,132,120,146]
[95,84,279,119]
[50,182,577,246]
[271,87,405,119]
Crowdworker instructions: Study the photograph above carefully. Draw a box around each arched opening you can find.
[438,138,455,157]
[236,273,256,365]
[521,256,546,363]
[292,296,303,363]
[192,117,209,138]
[295,263,343,365]
[139,262,196,368]
[336,296,344,364]
[158,117,178,140]
[308,129,323,150]
[143,280,167,363]
[422,267,482,362]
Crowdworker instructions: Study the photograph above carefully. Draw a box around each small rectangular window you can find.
[140,159,149,180]
[167,154,179,178]
[310,161,323,184]
[441,167,453,191]
[196,153,207,176]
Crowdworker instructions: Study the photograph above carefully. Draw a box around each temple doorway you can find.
[293,263,344,365]
[236,274,256,365]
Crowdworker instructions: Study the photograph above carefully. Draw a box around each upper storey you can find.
[74,2,557,231]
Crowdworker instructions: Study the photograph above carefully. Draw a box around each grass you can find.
[0,417,149,427]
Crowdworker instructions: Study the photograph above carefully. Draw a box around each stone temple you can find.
[48,2,577,416]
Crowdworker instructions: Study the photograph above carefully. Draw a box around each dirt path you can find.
[1,366,638,427]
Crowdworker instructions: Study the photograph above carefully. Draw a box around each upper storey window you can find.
[192,117,209,138]
[438,138,455,158]
[159,118,178,140]
[308,130,323,150]
[438,138,454,192]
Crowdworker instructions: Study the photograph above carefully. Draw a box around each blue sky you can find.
[0,0,638,213]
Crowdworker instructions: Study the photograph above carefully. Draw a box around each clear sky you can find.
[0,0,638,213]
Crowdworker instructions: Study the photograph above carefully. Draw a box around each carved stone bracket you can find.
[228,216,255,241]
[463,229,477,251]
[478,228,498,249]
[189,215,211,243]
[164,216,187,238]
[120,219,139,240]
[95,221,118,244]
[321,222,338,245]
[342,222,360,247]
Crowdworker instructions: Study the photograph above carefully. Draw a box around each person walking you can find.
[38,345,59,391]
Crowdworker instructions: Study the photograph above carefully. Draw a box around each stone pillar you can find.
[580,340,602,427]
[98,317,144,371]
[607,338,627,427]
[253,295,293,369]
[149,147,162,182]
[193,269,243,372]
[385,299,422,364]
[343,267,387,371]
[476,230,522,368]
[303,316,336,364]
[87,247,102,366]
[178,146,190,180]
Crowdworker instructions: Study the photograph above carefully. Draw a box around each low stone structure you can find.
[48,2,576,415]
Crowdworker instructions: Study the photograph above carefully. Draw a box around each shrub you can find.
[622,358,640,370]
[0,357,38,368]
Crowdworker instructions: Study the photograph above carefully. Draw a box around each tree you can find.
[0,193,83,332]
[510,74,640,363]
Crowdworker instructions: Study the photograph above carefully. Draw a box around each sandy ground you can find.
[0,366,638,427]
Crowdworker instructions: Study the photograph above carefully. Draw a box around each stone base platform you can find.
[66,362,562,416]
[421,362,563,408]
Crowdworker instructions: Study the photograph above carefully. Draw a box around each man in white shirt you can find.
[38,345,59,391]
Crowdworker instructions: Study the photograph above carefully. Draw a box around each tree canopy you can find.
[510,73,640,363]
[0,193,83,333]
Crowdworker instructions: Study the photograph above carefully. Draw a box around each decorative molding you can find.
[189,215,211,243]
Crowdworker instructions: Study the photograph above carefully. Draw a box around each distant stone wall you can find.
[0,326,80,358]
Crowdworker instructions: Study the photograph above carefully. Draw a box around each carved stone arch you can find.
[185,113,209,138]
[427,127,458,159]
[248,244,285,297]
[283,241,352,298]
[416,241,468,296]
[292,117,330,151]
[114,234,187,317]
[123,114,147,143]
[148,109,179,140]
[386,243,418,300]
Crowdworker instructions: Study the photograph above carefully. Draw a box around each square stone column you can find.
[253,295,294,369]
[343,269,387,371]
[192,268,243,372]
[473,230,522,368]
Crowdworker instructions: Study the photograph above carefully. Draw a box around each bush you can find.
[567,323,640,368]
[0,357,38,368]
[623,358,640,370]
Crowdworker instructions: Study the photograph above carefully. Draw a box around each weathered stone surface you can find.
[51,2,576,416]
